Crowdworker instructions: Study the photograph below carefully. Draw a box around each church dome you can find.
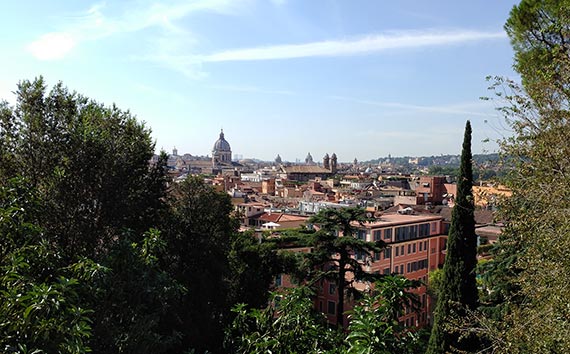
[213,130,231,152]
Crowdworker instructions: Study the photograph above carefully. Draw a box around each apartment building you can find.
[315,212,447,328]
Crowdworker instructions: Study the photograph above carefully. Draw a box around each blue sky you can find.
[0,0,519,162]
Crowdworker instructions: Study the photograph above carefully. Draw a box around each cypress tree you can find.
[427,120,478,353]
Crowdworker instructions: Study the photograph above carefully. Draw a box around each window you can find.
[419,223,430,237]
[355,250,365,261]
[373,230,382,241]
[407,263,411,273]
[383,267,390,275]
[384,248,391,259]
[412,243,416,253]
[374,251,380,261]
[327,301,336,315]
[418,258,428,270]
[384,228,392,240]
[431,222,437,232]
[424,240,428,250]
[357,229,367,241]
[274,295,283,308]
[419,241,423,252]
[395,246,399,257]
[401,245,405,255]
[319,301,323,312]
[408,244,412,254]
[329,283,336,295]
[275,274,282,287]
[400,264,404,274]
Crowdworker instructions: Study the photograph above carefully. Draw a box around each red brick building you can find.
[312,212,448,328]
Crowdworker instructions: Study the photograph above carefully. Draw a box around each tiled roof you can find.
[386,204,495,225]
[255,212,309,223]
[284,165,332,174]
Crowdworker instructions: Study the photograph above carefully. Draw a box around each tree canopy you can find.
[477,1,570,352]
[306,207,385,328]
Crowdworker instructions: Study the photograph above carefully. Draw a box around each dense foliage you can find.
[225,286,345,354]
[346,276,424,354]
[474,1,570,353]
[0,78,287,353]
[306,208,385,328]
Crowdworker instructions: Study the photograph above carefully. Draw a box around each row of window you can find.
[354,239,431,264]
[357,222,439,243]
[358,228,393,241]
[394,223,434,241]
[392,258,428,275]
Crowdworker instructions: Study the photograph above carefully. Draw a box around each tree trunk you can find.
[337,256,346,328]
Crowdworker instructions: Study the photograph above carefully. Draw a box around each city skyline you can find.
[0,1,519,161]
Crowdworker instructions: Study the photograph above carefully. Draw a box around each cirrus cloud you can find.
[203,30,506,62]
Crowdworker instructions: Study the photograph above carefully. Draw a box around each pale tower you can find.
[323,153,330,170]
[330,153,338,174]
[305,152,314,165]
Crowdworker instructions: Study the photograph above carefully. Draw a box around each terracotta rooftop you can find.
[362,213,443,228]
[283,165,332,174]
[385,204,496,225]
[256,212,309,223]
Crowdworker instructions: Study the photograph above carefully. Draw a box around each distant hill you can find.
[362,153,499,167]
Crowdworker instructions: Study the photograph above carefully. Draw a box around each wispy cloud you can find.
[27,33,76,60]
[26,0,249,61]
[329,95,495,117]
[203,30,506,62]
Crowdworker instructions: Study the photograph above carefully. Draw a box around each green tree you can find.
[505,0,570,102]
[227,231,297,310]
[88,229,185,353]
[427,121,478,354]
[0,79,175,353]
[475,2,570,352]
[346,276,424,354]
[0,77,166,258]
[161,176,238,353]
[306,207,385,328]
[225,286,345,354]
[0,178,98,353]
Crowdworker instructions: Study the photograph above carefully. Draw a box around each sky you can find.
[0,0,520,162]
